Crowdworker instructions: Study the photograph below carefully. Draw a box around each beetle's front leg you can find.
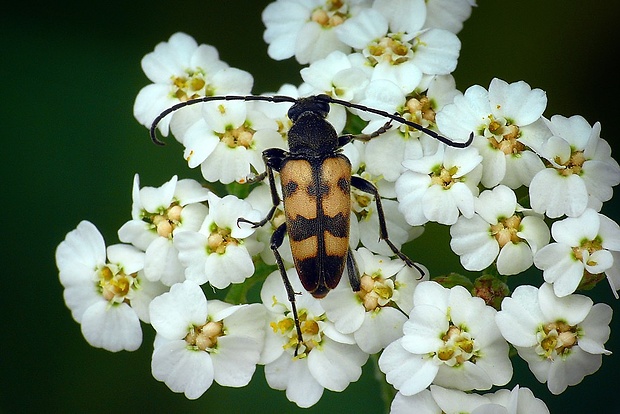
[237,148,287,229]
[350,176,425,276]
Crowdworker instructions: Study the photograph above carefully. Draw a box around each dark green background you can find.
[2,1,619,412]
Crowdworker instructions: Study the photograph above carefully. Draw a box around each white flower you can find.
[56,221,166,352]
[178,99,286,184]
[436,78,549,189]
[396,139,483,225]
[134,32,253,136]
[259,269,368,408]
[450,185,550,275]
[173,193,263,289]
[336,5,461,92]
[356,75,461,181]
[262,0,371,64]
[534,208,620,297]
[300,50,370,102]
[495,283,612,395]
[321,247,427,353]
[149,280,266,399]
[528,115,620,218]
[390,384,549,414]
[117,174,209,286]
[424,0,477,33]
[426,384,549,414]
[379,281,512,396]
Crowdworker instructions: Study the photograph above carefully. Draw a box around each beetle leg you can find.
[237,148,287,228]
[337,118,394,147]
[346,247,361,291]
[270,222,304,356]
[350,176,425,276]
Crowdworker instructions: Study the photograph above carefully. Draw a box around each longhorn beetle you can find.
[150,94,473,355]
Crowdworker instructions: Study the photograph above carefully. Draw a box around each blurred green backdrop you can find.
[2,1,619,412]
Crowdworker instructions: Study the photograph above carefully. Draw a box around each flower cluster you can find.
[56,0,619,412]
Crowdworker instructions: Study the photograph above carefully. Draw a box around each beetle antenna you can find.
[149,95,298,145]
[318,95,474,148]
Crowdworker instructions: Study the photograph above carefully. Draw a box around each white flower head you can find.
[118,174,210,286]
[262,0,371,65]
[149,280,266,399]
[56,221,167,352]
[174,193,263,289]
[179,100,286,184]
[379,281,512,396]
[528,115,620,218]
[134,32,253,136]
[495,283,612,395]
[396,140,483,225]
[321,247,427,353]
[259,269,368,408]
[424,0,477,34]
[436,78,549,189]
[356,75,461,182]
[336,3,461,93]
[534,208,620,297]
[450,185,550,275]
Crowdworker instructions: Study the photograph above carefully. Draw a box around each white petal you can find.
[379,339,438,396]
[151,339,214,399]
[149,280,207,339]
[496,242,533,275]
[308,339,367,391]
[81,301,142,352]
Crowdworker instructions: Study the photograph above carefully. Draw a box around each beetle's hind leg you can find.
[350,176,425,276]
[338,117,394,147]
[270,222,304,356]
[346,247,361,291]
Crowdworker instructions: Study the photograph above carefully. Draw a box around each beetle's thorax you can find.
[287,111,339,156]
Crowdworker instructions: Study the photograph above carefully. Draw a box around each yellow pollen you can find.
[220,125,255,149]
[186,321,223,351]
[490,215,523,247]
[208,227,237,254]
[98,265,137,303]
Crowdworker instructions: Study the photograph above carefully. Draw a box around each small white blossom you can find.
[149,280,266,399]
[174,193,262,289]
[379,281,512,396]
[118,174,209,286]
[259,269,368,408]
[262,0,371,64]
[134,32,253,136]
[436,78,549,189]
[321,248,427,353]
[450,185,550,275]
[534,208,620,297]
[528,115,620,218]
[424,0,476,33]
[179,100,286,184]
[356,75,461,181]
[495,283,612,395]
[56,221,166,352]
[396,139,483,225]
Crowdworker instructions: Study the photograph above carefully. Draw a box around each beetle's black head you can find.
[288,95,331,122]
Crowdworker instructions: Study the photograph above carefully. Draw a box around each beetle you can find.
[150,94,472,354]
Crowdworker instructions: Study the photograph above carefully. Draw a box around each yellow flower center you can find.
[485,115,524,155]
[490,215,523,247]
[143,203,183,239]
[219,124,255,149]
[555,150,586,176]
[311,0,347,28]
[270,308,325,358]
[366,34,414,66]
[357,273,397,311]
[536,320,579,359]
[207,226,239,255]
[170,68,213,101]
[430,165,459,190]
[185,320,224,351]
[98,264,139,304]
[435,322,478,366]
